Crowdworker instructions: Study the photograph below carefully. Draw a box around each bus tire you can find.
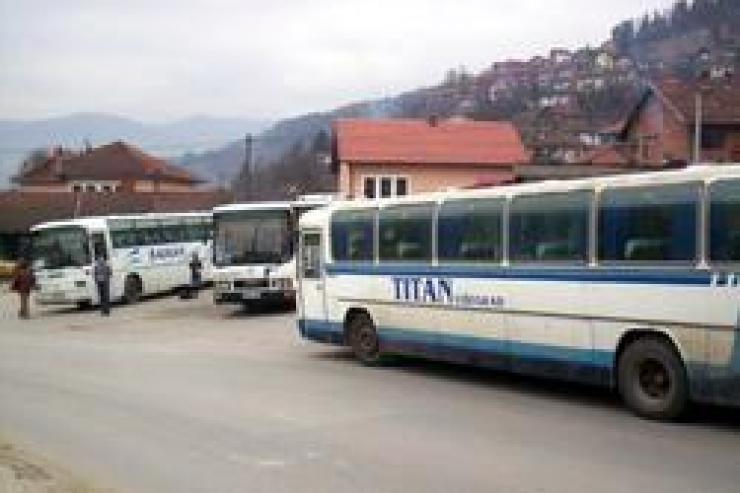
[617,336,689,421]
[123,275,142,304]
[347,312,384,366]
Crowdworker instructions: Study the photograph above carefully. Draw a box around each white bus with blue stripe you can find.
[296,164,740,420]
[31,212,213,306]
[212,195,332,308]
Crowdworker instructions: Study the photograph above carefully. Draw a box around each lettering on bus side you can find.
[392,276,453,303]
[391,276,505,308]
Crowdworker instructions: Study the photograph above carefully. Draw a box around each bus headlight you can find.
[272,278,293,290]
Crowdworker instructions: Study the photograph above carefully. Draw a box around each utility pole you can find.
[693,91,702,164]
[236,133,254,200]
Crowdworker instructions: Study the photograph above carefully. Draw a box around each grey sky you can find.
[0,0,677,122]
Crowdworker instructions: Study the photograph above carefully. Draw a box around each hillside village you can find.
[0,0,738,258]
[167,1,740,200]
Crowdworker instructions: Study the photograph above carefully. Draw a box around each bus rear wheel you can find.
[347,313,383,366]
[617,336,688,421]
[123,275,142,304]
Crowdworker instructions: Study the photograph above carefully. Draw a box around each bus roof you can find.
[30,211,212,232]
[299,163,740,228]
[213,201,293,214]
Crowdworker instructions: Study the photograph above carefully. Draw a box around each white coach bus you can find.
[212,195,331,308]
[296,165,740,420]
[31,212,212,307]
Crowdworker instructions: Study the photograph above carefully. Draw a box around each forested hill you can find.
[178,0,738,192]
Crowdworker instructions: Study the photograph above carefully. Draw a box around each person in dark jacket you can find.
[93,255,112,316]
[10,258,35,319]
[187,252,203,299]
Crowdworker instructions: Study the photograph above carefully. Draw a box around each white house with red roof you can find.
[13,141,203,193]
[332,118,529,199]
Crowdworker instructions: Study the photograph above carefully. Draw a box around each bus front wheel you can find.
[123,275,142,304]
[617,336,689,421]
[347,313,383,366]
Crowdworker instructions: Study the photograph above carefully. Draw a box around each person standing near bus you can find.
[10,258,35,319]
[93,254,112,316]
[187,252,203,299]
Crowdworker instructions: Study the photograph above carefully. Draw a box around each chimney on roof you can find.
[52,146,64,177]
[427,115,439,127]
[84,139,92,154]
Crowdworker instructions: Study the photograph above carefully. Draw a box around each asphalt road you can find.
[0,289,739,493]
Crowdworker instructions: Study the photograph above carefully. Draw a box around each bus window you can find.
[331,209,375,262]
[109,219,136,249]
[379,204,433,262]
[509,191,591,263]
[301,232,322,279]
[91,232,108,260]
[438,198,503,263]
[136,221,163,246]
[599,183,699,263]
[709,179,740,263]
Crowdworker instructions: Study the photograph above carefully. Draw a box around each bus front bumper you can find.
[213,287,295,305]
[35,282,93,305]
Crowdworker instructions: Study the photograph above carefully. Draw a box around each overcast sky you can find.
[0,0,677,122]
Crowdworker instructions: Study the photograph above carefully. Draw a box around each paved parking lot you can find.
[0,288,739,493]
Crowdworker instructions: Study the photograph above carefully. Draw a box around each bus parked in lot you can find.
[296,164,740,420]
[31,212,212,306]
[212,195,332,308]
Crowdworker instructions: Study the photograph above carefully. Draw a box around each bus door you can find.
[299,230,327,322]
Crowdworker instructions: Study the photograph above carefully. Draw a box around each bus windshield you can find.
[32,226,91,269]
[214,210,292,266]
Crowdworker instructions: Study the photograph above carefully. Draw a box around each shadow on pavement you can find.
[311,347,740,430]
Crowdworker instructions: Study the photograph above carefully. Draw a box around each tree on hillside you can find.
[16,148,50,179]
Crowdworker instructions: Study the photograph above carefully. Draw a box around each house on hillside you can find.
[332,118,529,199]
[617,78,740,166]
[13,141,203,193]
[0,141,230,260]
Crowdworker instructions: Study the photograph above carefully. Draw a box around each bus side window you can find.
[509,191,591,263]
[331,209,375,262]
[438,198,503,263]
[709,179,740,263]
[91,233,108,260]
[379,204,434,262]
[599,183,699,263]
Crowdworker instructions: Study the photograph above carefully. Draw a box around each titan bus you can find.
[296,164,740,420]
[212,195,332,308]
[31,212,212,307]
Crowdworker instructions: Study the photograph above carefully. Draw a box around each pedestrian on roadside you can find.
[187,252,203,299]
[93,254,112,316]
[10,258,35,319]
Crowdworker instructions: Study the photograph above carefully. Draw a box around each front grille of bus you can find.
[234,279,268,289]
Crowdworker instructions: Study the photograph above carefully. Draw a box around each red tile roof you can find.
[334,118,529,166]
[14,141,202,185]
[0,190,231,232]
[577,145,632,166]
[654,78,740,125]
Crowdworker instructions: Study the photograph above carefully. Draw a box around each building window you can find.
[396,178,408,196]
[86,184,97,193]
[380,177,392,198]
[72,184,82,193]
[362,176,410,199]
[102,185,112,193]
[701,127,726,150]
[364,177,375,199]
